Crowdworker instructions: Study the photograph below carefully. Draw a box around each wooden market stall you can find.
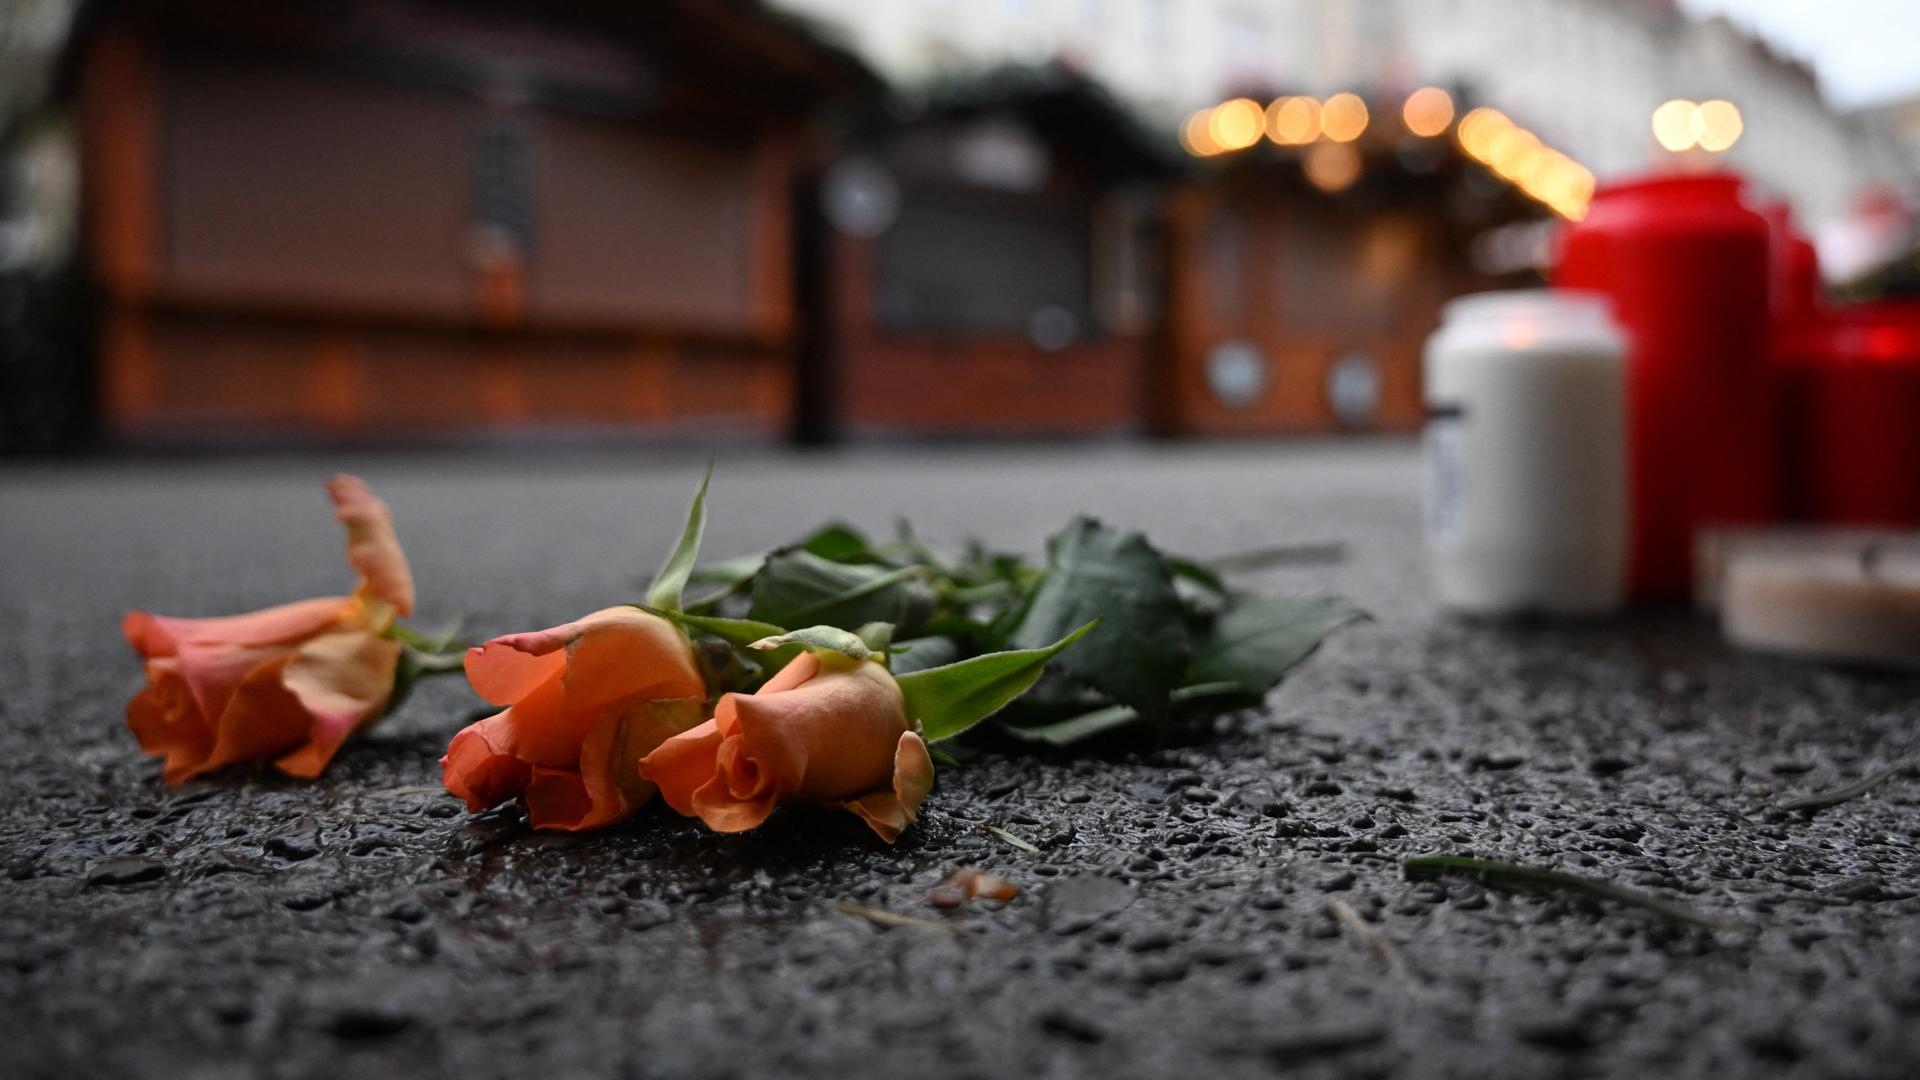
[802,67,1177,440]
[1155,96,1538,436]
[69,0,871,442]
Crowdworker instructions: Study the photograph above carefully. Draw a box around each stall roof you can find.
[56,0,880,122]
[882,63,1184,183]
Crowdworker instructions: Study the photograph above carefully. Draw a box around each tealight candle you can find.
[1693,526,1897,613]
[1721,540,1920,671]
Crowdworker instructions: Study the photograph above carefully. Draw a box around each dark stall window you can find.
[872,187,1094,343]
[472,116,537,255]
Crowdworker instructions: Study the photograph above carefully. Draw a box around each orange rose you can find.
[440,607,707,831]
[124,475,416,782]
[640,651,934,842]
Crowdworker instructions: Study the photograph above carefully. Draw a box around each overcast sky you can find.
[1677,0,1920,109]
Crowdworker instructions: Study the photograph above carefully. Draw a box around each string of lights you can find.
[1179,88,1602,220]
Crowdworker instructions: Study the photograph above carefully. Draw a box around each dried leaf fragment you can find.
[928,866,1019,909]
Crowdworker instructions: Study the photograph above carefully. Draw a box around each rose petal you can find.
[523,766,597,831]
[441,718,533,812]
[688,769,780,832]
[125,662,215,785]
[187,655,314,781]
[757,650,823,696]
[564,695,706,831]
[460,673,582,768]
[729,659,907,802]
[560,607,707,704]
[464,607,702,708]
[165,639,305,743]
[642,654,924,838]
[836,730,935,843]
[644,719,726,818]
[450,608,706,831]
[125,597,352,745]
[463,642,567,709]
[124,597,350,659]
[328,474,414,617]
[276,630,403,778]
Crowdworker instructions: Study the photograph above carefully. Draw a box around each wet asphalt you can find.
[1,440,1916,1079]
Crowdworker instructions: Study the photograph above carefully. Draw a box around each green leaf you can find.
[1165,558,1226,595]
[687,553,766,587]
[748,548,932,632]
[855,622,895,654]
[1401,856,1736,930]
[890,636,965,675]
[802,521,873,562]
[750,625,871,661]
[635,604,786,651]
[1775,761,1914,812]
[1001,704,1140,746]
[1008,517,1189,720]
[899,621,1096,743]
[646,463,713,612]
[388,615,466,653]
[1001,682,1251,747]
[386,642,470,715]
[1185,595,1365,696]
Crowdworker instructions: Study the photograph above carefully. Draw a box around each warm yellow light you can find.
[1489,128,1542,179]
[1514,148,1559,193]
[1549,163,1596,220]
[1502,323,1541,350]
[1209,98,1265,151]
[1549,192,1590,221]
[1652,99,1698,152]
[1401,87,1454,137]
[1457,107,1510,160]
[1692,99,1743,152]
[1531,154,1581,202]
[1319,92,1370,143]
[1266,96,1320,145]
[1303,141,1362,192]
[1181,109,1223,156]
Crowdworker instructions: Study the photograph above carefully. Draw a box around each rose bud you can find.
[640,651,934,843]
[123,475,416,782]
[440,607,707,831]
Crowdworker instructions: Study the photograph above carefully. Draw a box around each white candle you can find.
[1721,542,1920,671]
[1423,290,1628,615]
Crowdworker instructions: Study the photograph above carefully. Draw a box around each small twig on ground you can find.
[1327,898,1433,1000]
[1219,1020,1389,1060]
[1403,855,1741,930]
[1775,761,1914,813]
[983,824,1041,854]
[833,902,971,935]
[1207,541,1348,571]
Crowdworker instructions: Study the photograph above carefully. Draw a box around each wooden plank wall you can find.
[81,24,798,442]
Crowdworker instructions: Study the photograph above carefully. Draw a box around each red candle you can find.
[1758,200,1822,329]
[1780,303,1920,526]
[1554,173,1776,601]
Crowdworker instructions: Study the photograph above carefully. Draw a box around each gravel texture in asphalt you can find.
[1,442,1916,1079]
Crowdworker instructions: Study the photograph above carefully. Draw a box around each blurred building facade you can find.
[808,67,1173,438]
[4,0,1914,449]
[62,0,869,443]
[774,0,1914,231]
